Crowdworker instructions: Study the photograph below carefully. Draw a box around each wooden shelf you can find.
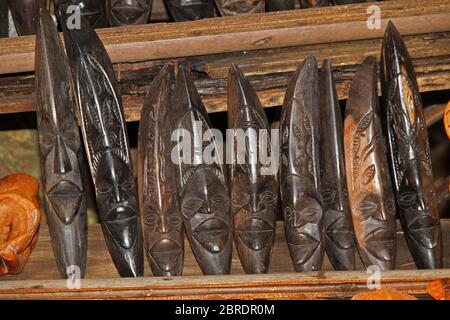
[0,220,449,299]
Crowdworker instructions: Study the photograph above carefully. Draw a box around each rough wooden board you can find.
[0,32,449,120]
[0,0,450,75]
[1,220,449,282]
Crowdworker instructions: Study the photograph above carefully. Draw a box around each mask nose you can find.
[53,135,72,174]
[158,216,171,234]
[111,184,125,203]
[415,194,428,212]
[249,194,261,213]
[292,211,303,228]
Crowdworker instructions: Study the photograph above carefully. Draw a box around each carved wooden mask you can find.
[380,21,442,269]
[319,60,356,271]
[344,56,397,270]
[171,67,232,275]
[58,7,143,277]
[138,65,184,276]
[35,8,87,278]
[280,57,325,272]
[228,64,278,274]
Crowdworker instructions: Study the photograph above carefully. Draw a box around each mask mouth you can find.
[104,205,136,222]
[325,216,355,250]
[112,1,146,22]
[47,180,83,225]
[409,215,440,249]
[150,239,183,272]
[192,218,229,253]
[104,216,138,250]
[363,228,396,262]
[286,232,320,265]
[237,218,274,251]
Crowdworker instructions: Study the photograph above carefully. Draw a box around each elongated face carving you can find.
[143,199,183,273]
[350,111,396,266]
[181,167,230,254]
[217,0,265,15]
[282,175,323,268]
[110,0,151,25]
[387,74,440,250]
[165,0,213,21]
[96,152,138,250]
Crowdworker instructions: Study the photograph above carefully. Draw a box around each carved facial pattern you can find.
[110,0,151,24]
[232,179,277,251]
[282,175,323,267]
[79,53,128,172]
[181,167,230,254]
[217,0,265,15]
[38,86,84,226]
[386,74,440,250]
[322,181,354,251]
[143,200,183,272]
[350,111,396,265]
[96,152,138,250]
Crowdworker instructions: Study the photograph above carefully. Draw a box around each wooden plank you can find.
[0,32,449,120]
[0,0,450,75]
[1,220,449,283]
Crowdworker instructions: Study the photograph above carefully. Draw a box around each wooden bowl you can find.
[0,174,40,276]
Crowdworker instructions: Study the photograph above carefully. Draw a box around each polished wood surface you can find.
[35,8,87,279]
[0,174,40,276]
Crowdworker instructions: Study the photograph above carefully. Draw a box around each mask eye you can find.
[182,198,203,218]
[301,208,322,224]
[121,181,135,191]
[211,193,228,206]
[322,187,336,204]
[232,193,250,207]
[97,184,112,194]
[353,199,377,221]
[143,213,159,227]
[168,215,182,226]
[284,207,293,220]
[399,192,416,206]
[260,191,277,205]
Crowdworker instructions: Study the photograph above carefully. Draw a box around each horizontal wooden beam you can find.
[0,269,449,299]
[0,0,450,75]
[0,32,448,121]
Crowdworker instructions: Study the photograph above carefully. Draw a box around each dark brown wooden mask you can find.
[380,21,442,269]
[7,0,42,35]
[227,64,278,274]
[344,56,397,270]
[58,6,143,277]
[138,65,184,276]
[170,66,232,275]
[280,57,325,272]
[109,0,152,26]
[35,7,87,279]
[163,0,214,21]
[319,60,356,271]
[215,0,265,16]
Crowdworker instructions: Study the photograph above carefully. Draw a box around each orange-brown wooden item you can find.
[351,288,418,300]
[445,101,450,139]
[427,279,450,300]
[0,173,40,276]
